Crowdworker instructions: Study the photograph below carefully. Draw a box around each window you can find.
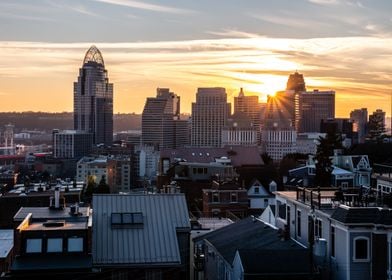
[231,192,238,203]
[297,210,301,237]
[111,213,122,224]
[331,226,335,257]
[111,213,144,225]
[212,192,219,203]
[264,199,268,208]
[354,237,369,261]
[47,238,63,253]
[315,219,322,238]
[254,187,259,194]
[26,239,42,253]
[68,237,83,252]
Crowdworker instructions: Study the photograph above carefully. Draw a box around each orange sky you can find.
[0,38,391,117]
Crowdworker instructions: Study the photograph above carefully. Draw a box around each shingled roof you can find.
[193,217,305,265]
[331,206,392,225]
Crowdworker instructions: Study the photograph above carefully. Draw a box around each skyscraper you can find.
[74,46,113,146]
[234,88,262,142]
[350,108,368,143]
[142,88,188,149]
[297,90,335,133]
[191,88,230,147]
[286,71,306,92]
[368,109,386,140]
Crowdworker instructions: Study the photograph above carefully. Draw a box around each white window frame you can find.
[353,236,370,262]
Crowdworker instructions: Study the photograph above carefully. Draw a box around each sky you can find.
[0,0,391,117]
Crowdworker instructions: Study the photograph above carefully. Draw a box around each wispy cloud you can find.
[308,0,339,5]
[92,0,193,14]
[206,29,263,38]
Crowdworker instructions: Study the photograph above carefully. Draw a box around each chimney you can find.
[54,186,60,209]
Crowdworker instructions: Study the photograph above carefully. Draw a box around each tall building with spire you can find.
[74,46,113,146]
[233,88,263,143]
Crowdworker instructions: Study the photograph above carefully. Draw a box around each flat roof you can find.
[23,220,88,231]
[0,230,13,258]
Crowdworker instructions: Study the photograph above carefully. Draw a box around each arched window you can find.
[353,237,370,261]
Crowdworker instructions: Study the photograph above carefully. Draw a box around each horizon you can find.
[1,0,392,117]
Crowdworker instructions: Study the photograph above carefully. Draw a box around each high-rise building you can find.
[53,130,93,159]
[191,88,230,147]
[142,88,188,150]
[234,88,262,143]
[368,109,386,140]
[285,71,307,130]
[221,112,258,146]
[74,46,113,146]
[350,108,368,144]
[262,101,296,161]
[286,71,306,92]
[297,90,335,133]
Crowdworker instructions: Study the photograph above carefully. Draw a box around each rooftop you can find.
[193,217,305,265]
[0,230,13,258]
[92,194,190,266]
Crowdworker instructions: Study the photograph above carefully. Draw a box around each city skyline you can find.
[0,0,392,117]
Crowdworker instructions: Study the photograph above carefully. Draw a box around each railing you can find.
[296,187,339,209]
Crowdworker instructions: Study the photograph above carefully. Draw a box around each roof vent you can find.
[43,220,65,227]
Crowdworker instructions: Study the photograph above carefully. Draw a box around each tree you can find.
[261,152,273,165]
[84,175,96,200]
[314,132,343,187]
[97,175,110,194]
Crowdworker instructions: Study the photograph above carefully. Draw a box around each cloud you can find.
[92,0,193,14]
[0,36,391,115]
[308,0,339,5]
[206,29,262,39]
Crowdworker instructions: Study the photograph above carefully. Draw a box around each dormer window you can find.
[111,212,144,226]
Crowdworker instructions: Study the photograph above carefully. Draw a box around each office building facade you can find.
[297,90,335,133]
[191,88,230,147]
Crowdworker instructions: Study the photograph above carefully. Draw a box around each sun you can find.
[246,75,287,101]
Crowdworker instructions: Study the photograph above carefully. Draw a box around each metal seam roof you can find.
[92,194,190,265]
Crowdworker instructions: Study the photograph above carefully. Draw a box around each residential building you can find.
[247,179,275,212]
[74,45,113,146]
[350,108,368,144]
[0,181,83,228]
[259,205,276,225]
[275,188,392,280]
[10,191,92,279]
[191,87,230,147]
[0,230,13,274]
[190,218,233,280]
[202,181,248,218]
[297,90,335,133]
[193,216,312,280]
[142,88,188,150]
[53,130,93,159]
[92,194,191,279]
[331,154,372,187]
